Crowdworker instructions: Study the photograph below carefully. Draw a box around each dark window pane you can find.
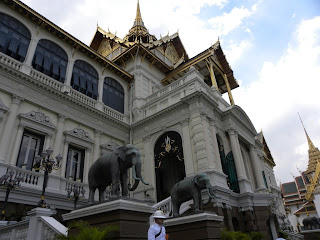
[32,39,68,82]
[71,60,99,100]
[103,77,124,113]
[16,131,44,170]
[65,147,85,182]
[0,13,31,62]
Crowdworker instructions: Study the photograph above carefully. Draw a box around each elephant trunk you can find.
[129,163,149,191]
[202,185,219,205]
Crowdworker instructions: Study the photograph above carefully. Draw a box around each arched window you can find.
[0,12,31,62]
[32,39,68,83]
[71,60,98,100]
[103,77,124,113]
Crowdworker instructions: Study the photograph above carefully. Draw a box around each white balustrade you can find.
[0,52,22,71]
[30,70,63,91]
[69,89,97,108]
[102,105,124,121]
[0,220,29,240]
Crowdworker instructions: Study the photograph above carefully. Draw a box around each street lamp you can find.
[0,169,23,220]
[67,184,85,209]
[33,147,62,208]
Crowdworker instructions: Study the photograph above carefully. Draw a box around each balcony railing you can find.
[0,52,127,124]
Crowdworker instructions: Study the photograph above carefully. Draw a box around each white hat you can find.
[153,210,166,219]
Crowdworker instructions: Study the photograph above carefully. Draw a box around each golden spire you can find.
[299,113,316,150]
[133,0,145,28]
[124,0,155,43]
[299,113,320,174]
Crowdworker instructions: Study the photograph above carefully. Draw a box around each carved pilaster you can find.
[180,118,189,127]
[11,95,24,106]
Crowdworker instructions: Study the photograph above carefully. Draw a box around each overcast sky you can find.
[20,0,320,184]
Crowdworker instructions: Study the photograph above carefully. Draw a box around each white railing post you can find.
[26,207,55,240]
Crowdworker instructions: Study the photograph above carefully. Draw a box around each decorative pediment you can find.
[65,128,94,143]
[225,106,256,134]
[19,111,55,129]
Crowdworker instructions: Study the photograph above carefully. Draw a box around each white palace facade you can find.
[0,0,286,238]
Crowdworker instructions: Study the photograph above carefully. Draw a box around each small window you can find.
[32,39,68,83]
[262,171,268,189]
[103,77,124,113]
[16,130,44,170]
[65,146,85,182]
[71,60,98,100]
[0,12,31,62]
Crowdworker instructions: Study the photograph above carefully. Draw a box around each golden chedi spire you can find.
[299,114,320,174]
[124,0,156,44]
[134,0,145,28]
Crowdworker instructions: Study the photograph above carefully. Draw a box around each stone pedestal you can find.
[164,212,224,240]
[62,198,156,240]
[301,229,320,240]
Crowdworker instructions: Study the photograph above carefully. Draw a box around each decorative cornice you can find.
[64,128,94,143]
[19,111,56,129]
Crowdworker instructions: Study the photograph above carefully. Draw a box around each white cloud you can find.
[233,16,320,182]
[224,40,252,65]
[208,6,252,36]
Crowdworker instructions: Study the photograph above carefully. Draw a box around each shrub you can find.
[56,220,119,240]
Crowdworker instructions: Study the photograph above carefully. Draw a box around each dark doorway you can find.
[154,131,186,202]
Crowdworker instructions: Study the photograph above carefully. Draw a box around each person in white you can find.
[275,231,286,240]
[148,210,167,240]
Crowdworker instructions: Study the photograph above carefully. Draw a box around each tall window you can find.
[103,77,124,113]
[32,39,68,83]
[65,146,85,182]
[71,60,98,100]
[16,130,44,170]
[0,12,31,62]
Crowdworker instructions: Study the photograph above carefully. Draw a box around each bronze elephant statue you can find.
[88,145,148,204]
[170,173,218,217]
[303,216,320,230]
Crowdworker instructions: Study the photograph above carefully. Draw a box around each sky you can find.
[19,0,320,184]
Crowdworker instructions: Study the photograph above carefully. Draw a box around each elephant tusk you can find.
[207,187,220,199]
[202,195,212,205]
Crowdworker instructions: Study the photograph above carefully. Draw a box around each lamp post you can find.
[0,169,23,220]
[33,147,62,208]
[67,184,85,209]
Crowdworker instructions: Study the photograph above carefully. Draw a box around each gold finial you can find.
[298,113,315,150]
[134,0,144,27]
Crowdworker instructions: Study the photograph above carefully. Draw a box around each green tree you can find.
[56,220,119,240]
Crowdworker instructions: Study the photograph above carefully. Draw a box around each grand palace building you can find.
[0,0,287,238]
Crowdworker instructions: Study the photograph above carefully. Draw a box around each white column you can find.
[83,149,91,184]
[20,36,39,75]
[98,76,104,103]
[249,144,266,190]
[10,123,25,166]
[181,118,195,177]
[143,135,155,189]
[92,130,101,163]
[209,119,222,172]
[59,140,70,178]
[0,95,24,163]
[201,113,214,169]
[44,134,52,150]
[52,114,66,155]
[228,129,246,179]
[64,59,74,87]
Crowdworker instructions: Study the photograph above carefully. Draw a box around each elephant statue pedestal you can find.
[62,198,156,240]
[165,212,224,240]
